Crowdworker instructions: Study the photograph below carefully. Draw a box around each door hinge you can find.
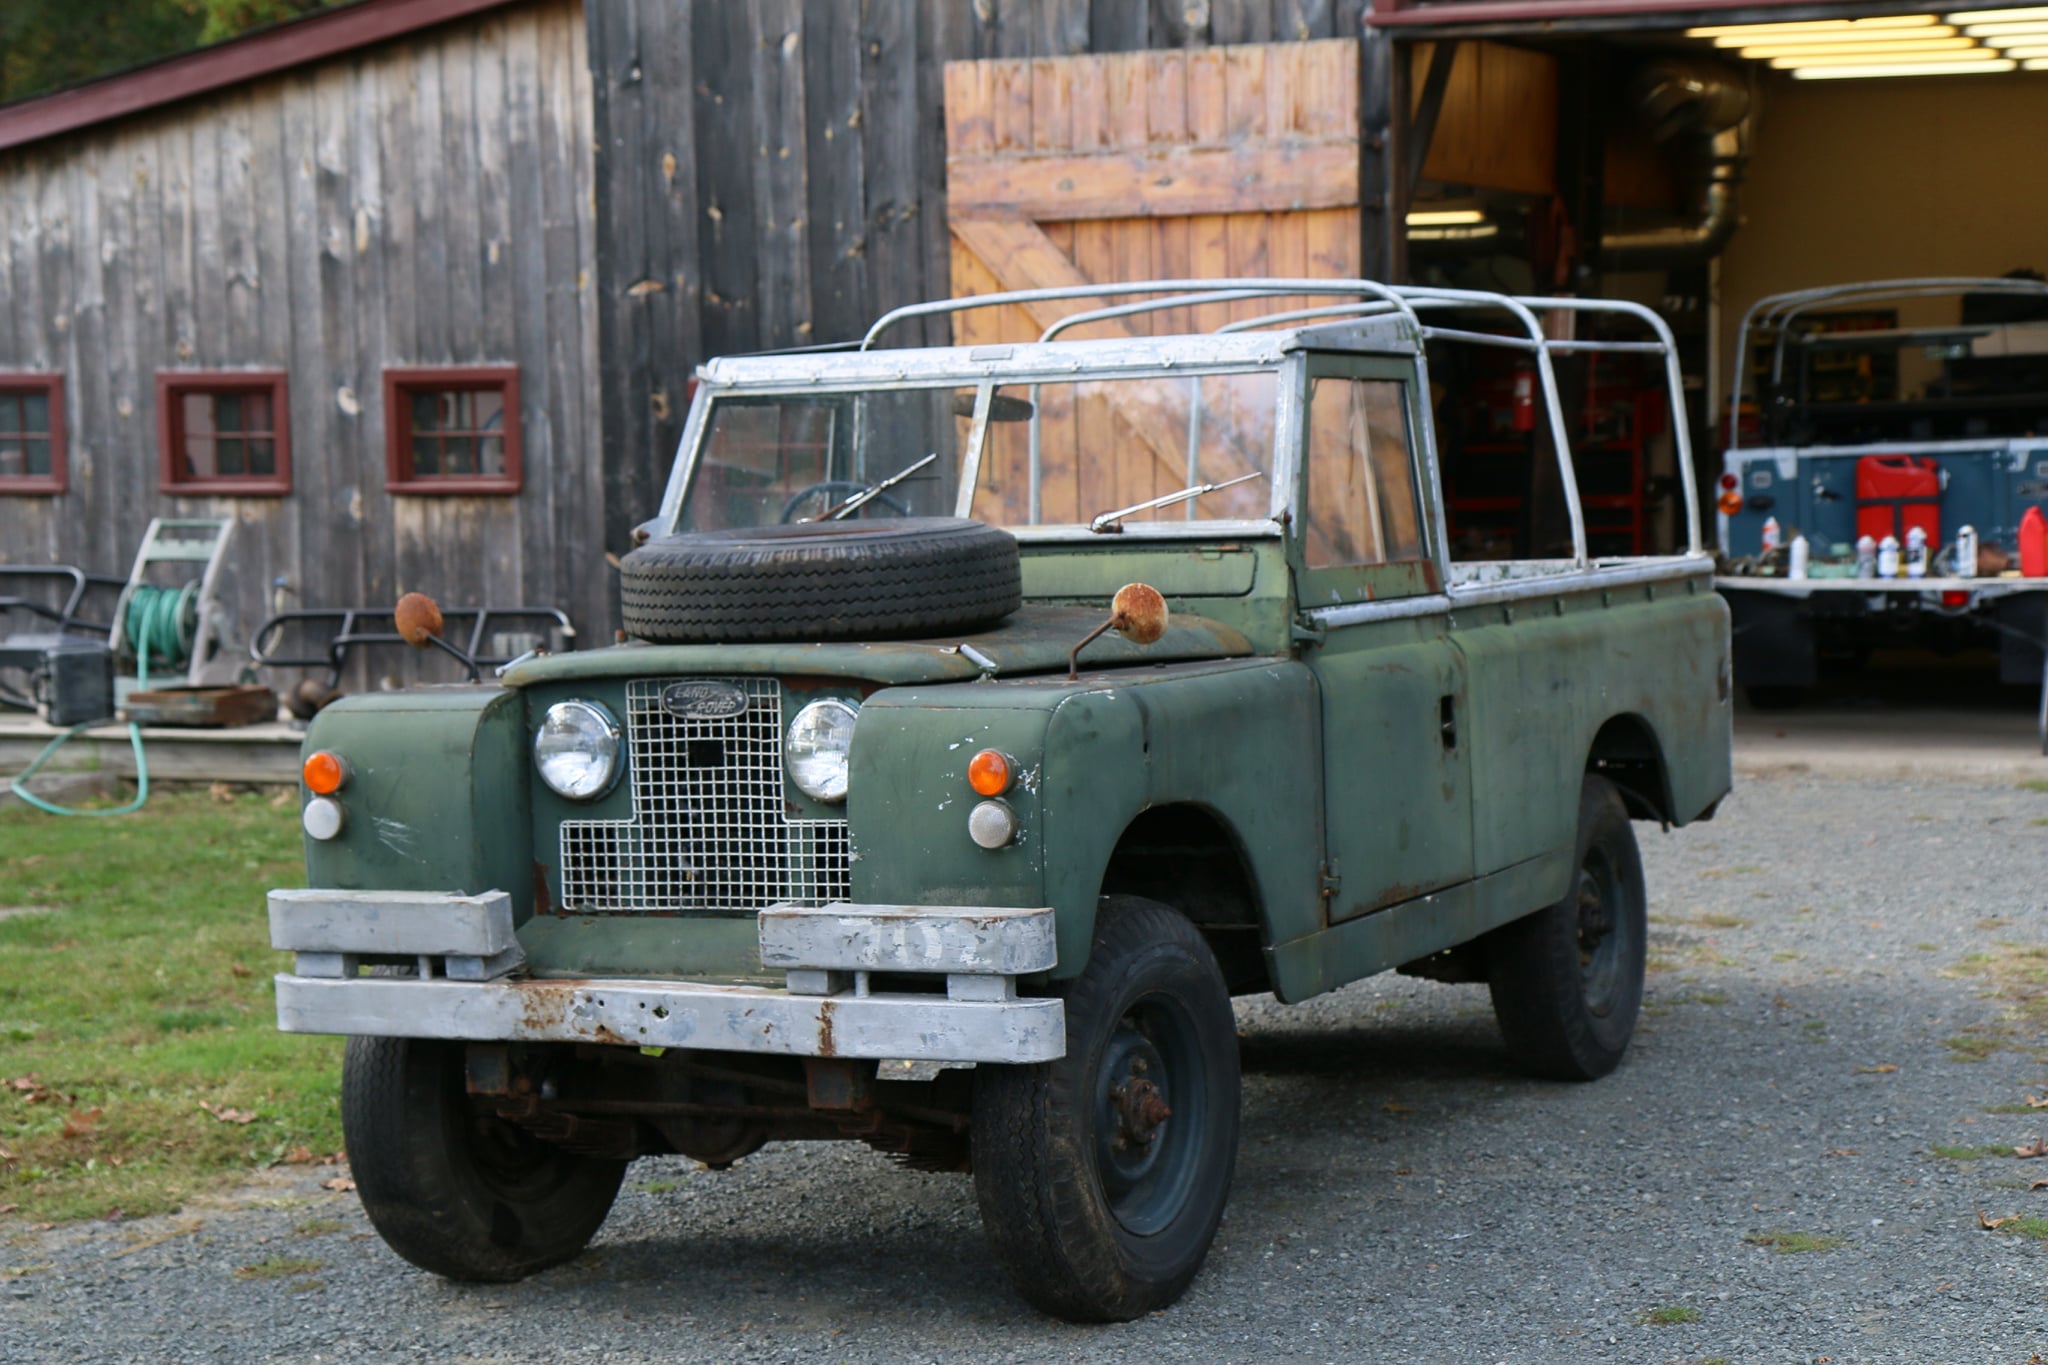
[1320,862,1342,896]
[1291,615,1328,647]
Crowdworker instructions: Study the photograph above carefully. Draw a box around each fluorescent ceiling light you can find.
[1791,56,2017,76]
[1980,28,2048,40]
[1947,6,2048,21]
[1406,209,1486,226]
[1999,42,2048,53]
[2023,54,2048,63]
[1774,46,2002,64]
[1716,23,1957,45]
[1689,15,1939,36]
[1961,16,2048,31]
[1741,37,1975,55]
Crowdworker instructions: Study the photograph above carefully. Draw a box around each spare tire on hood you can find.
[618,517,1022,644]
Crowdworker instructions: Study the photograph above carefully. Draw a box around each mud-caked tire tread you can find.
[971,897,1240,1322]
[341,1036,626,1283]
[1483,775,1647,1082]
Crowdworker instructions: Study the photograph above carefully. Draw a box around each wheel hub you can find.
[1109,1068,1174,1153]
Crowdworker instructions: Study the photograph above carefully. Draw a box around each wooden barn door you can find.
[942,40,1361,525]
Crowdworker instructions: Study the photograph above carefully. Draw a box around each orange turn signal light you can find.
[303,751,349,795]
[968,749,1013,797]
[1717,491,1745,516]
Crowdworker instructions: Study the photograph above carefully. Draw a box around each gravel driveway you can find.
[5,772,2046,1364]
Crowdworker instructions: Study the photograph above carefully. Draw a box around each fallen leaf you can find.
[320,1176,356,1193]
[229,963,252,979]
[29,1222,52,1232]
[1978,1209,2015,1230]
[2028,1096,2048,1110]
[1856,1065,1899,1074]
[278,1146,316,1165]
[2015,1138,2048,1159]
[207,782,236,803]
[198,1101,256,1125]
[0,1144,14,1162]
[5,1076,37,1091]
[2030,1179,2048,1191]
[61,1107,102,1139]
[1381,1102,1415,1114]
[0,1203,16,1214]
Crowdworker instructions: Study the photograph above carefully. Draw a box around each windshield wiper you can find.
[810,452,940,521]
[1088,470,1265,534]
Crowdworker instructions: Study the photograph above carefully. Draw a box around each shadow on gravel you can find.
[1238,1017,1510,1084]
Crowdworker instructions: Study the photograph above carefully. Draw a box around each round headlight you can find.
[535,699,622,800]
[786,698,858,803]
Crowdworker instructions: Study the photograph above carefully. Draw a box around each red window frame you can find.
[383,366,523,494]
[0,373,67,494]
[157,370,292,495]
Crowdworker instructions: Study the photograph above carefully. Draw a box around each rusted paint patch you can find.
[816,997,837,1057]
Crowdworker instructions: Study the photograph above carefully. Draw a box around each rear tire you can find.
[1484,776,1647,1081]
[342,1036,626,1282]
[970,897,1241,1322]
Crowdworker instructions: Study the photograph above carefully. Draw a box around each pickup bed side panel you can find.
[1453,578,1731,879]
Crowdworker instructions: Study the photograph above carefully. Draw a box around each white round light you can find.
[535,699,623,800]
[302,796,346,841]
[785,698,858,803]
[968,800,1018,849]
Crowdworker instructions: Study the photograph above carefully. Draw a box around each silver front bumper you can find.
[268,890,1065,1064]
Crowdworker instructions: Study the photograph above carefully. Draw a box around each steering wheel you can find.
[778,481,912,524]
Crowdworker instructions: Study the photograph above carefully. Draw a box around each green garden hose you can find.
[4,584,193,816]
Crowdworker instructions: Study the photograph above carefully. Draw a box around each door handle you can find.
[1439,695,1457,750]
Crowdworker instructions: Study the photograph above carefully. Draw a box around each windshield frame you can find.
[656,358,1298,542]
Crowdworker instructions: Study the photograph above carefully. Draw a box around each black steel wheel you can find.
[341,1036,626,1282]
[970,897,1240,1322]
[1484,775,1647,1081]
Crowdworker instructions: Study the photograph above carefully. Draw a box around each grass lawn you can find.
[0,786,338,1223]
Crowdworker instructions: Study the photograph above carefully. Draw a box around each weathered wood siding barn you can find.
[0,0,1377,661]
[586,0,1372,560]
[0,0,599,660]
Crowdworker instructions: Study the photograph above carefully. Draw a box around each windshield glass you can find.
[970,372,1278,528]
[678,390,962,530]
[677,370,1280,534]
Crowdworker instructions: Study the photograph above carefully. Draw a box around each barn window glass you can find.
[157,372,291,495]
[0,375,65,493]
[384,367,522,494]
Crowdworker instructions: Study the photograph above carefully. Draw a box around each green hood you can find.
[502,604,1254,689]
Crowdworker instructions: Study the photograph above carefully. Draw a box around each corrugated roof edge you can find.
[0,0,528,154]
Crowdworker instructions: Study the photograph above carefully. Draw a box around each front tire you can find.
[1484,776,1647,1081]
[342,1036,627,1282]
[970,897,1241,1322]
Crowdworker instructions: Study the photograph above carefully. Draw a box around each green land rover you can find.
[268,279,1732,1322]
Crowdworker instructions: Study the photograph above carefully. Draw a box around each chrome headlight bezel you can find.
[534,699,624,801]
[785,697,859,804]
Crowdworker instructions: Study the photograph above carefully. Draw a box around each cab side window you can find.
[1303,377,1424,569]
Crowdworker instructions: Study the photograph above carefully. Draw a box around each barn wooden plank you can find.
[409,42,452,365]
[751,0,812,351]
[1029,57,1072,156]
[1183,48,1229,328]
[918,2,980,344]
[1212,1,1275,45]
[991,59,1033,154]
[332,56,381,618]
[1030,0,1090,57]
[539,0,603,629]
[692,0,760,357]
[1147,0,1207,47]
[942,59,994,158]
[804,0,867,344]
[1090,3,1147,54]
[189,103,225,366]
[217,89,261,357]
[860,0,926,326]
[946,141,1357,221]
[439,28,485,366]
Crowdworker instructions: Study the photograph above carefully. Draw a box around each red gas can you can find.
[1856,455,1942,544]
[2022,506,2048,578]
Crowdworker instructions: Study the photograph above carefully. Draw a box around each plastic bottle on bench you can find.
[1788,534,1810,580]
[1878,534,1901,579]
[1956,525,1979,580]
[1905,526,1929,579]
[2023,507,2048,578]
[1761,517,1782,552]
[1855,535,1878,578]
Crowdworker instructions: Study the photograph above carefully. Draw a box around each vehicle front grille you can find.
[557,678,851,915]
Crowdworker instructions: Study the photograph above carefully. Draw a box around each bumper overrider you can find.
[268,890,1065,1064]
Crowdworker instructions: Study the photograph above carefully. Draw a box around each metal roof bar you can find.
[862,279,1424,351]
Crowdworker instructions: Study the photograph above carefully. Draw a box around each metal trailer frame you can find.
[1720,278,2048,751]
